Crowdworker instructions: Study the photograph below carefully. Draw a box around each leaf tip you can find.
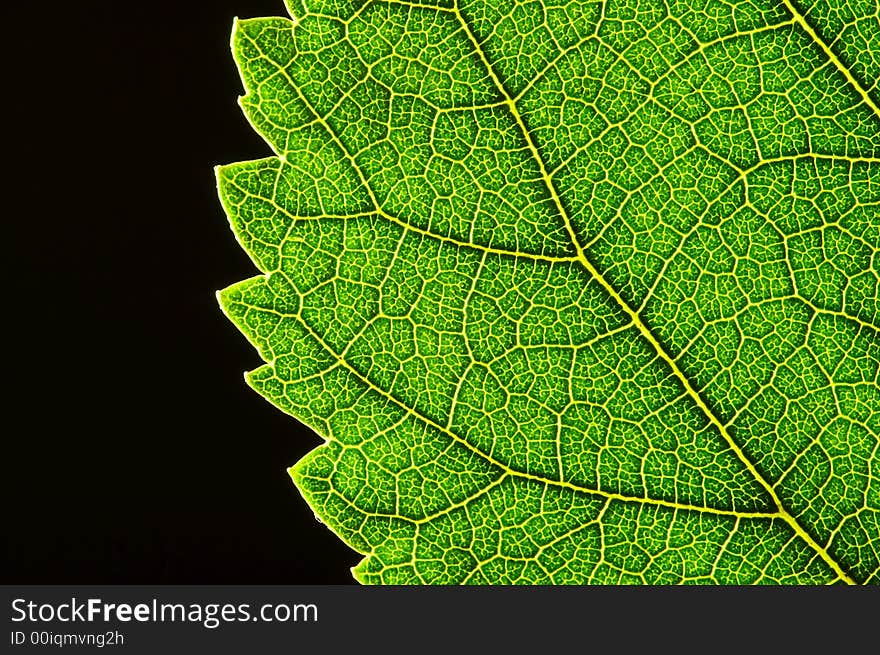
[215,287,231,314]
[229,16,240,50]
[286,464,299,486]
[213,164,229,196]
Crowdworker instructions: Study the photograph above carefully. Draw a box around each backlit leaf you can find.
[218,0,879,584]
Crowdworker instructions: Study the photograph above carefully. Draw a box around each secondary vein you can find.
[450,0,857,585]
[782,0,880,120]
[289,307,778,521]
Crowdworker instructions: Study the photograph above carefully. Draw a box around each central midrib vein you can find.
[450,1,857,585]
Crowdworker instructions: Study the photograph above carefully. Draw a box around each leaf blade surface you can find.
[219,0,880,584]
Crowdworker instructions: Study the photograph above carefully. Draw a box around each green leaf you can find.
[217,0,880,584]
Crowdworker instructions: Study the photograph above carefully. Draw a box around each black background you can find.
[4,0,358,582]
